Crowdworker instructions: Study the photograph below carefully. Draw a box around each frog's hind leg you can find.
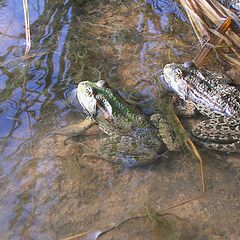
[192,117,240,152]
[150,114,180,151]
[75,135,159,166]
[194,140,240,152]
[98,135,159,166]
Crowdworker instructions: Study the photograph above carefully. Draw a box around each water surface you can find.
[0,0,239,239]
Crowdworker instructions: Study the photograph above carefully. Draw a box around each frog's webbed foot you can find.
[150,114,180,151]
[192,117,240,152]
[52,117,96,137]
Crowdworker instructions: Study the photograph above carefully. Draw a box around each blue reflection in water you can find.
[0,0,79,236]
[0,0,75,159]
[146,0,188,23]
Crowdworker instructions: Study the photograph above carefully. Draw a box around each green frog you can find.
[60,80,177,166]
[163,62,240,152]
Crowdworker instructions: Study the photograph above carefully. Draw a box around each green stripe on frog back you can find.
[94,84,146,124]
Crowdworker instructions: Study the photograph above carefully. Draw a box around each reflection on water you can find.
[0,0,239,239]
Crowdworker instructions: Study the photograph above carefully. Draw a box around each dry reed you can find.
[23,0,31,55]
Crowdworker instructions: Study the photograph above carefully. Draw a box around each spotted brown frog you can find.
[163,62,240,152]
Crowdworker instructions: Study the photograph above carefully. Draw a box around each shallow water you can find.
[0,0,240,239]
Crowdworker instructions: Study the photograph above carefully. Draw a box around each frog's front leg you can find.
[150,114,180,151]
[173,98,197,117]
[53,117,96,137]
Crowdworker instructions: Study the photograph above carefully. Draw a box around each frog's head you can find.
[77,80,113,117]
[77,80,106,116]
[163,63,189,100]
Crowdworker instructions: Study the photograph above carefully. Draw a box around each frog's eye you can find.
[173,68,183,78]
[183,61,196,70]
[85,86,93,96]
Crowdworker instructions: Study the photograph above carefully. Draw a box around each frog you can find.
[59,80,179,166]
[163,61,240,152]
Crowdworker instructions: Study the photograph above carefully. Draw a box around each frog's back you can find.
[164,63,240,118]
[187,69,240,117]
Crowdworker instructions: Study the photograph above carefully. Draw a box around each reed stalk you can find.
[23,0,31,55]
[180,0,240,67]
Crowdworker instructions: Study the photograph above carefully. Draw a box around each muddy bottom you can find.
[29,125,240,240]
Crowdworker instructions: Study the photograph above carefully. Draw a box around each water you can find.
[0,0,239,239]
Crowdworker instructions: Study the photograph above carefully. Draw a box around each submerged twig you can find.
[62,211,185,240]
[62,216,146,240]
[0,31,21,39]
[152,76,205,213]
[158,96,205,194]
